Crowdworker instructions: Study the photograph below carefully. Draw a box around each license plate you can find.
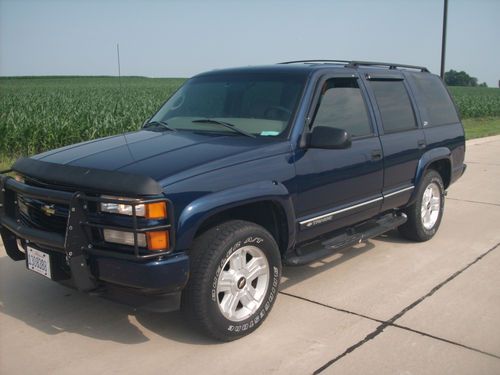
[27,247,52,279]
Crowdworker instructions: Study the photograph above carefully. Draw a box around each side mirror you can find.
[142,118,151,128]
[309,126,352,149]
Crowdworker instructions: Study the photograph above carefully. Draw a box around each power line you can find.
[116,43,122,88]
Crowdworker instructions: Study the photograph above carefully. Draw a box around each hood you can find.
[32,130,290,184]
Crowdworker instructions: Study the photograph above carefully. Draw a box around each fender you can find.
[410,147,451,204]
[175,181,296,252]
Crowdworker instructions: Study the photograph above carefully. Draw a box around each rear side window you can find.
[369,80,417,133]
[312,78,372,137]
[412,74,459,126]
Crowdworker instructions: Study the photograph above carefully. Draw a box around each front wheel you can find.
[181,220,282,341]
[399,170,445,242]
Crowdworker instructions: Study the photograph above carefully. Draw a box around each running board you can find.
[284,213,407,266]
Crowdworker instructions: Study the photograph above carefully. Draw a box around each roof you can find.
[194,60,430,78]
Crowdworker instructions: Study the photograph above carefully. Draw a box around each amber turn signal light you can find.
[147,231,169,251]
[146,202,167,219]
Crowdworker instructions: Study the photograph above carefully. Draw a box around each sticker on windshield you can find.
[260,131,280,136]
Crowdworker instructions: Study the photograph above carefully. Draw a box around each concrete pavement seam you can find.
[391,323,500,360]
[447,198,500,207]
[464,161,500,166]
[279,291,385,324]
[280,291,500,361]
[296,241,500,374]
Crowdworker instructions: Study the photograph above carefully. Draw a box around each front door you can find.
[294,76,384,243]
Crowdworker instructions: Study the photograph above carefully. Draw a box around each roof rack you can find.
[278,59,429,72]
[348,60,429,72]
[279,59,351,65]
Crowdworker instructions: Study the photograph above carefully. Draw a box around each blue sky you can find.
[1,0,499,86]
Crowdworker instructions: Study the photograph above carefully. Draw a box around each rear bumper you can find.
[450,163,467,185]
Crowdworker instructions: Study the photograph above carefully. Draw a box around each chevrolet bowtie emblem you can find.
[41,204,56,216]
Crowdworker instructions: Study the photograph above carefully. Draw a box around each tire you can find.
[399,169,445,242]
[181,220,282,341]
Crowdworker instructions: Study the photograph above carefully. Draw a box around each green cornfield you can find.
[448,86,500,119]
[0,77,185,158]
[1,77,499,160]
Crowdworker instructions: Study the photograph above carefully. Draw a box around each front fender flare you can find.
[175,181,296,251]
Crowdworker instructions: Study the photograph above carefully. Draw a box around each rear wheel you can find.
[181,220,281,341]
[399,170,445,242]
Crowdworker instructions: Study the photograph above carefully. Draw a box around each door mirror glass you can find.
[309,126,352,149]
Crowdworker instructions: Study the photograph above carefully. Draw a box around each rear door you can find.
[361,72,426,211]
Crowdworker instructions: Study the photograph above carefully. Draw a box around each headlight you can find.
[103,229,147,247]
[103,229,169,251]
[14,173,25,184]
[100,196,167,219]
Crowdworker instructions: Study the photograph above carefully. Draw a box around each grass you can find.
[0,77,499,169]
[462,117,500,140]
[0,158,13,172]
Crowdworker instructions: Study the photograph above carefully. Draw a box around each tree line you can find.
[445,70,488,87]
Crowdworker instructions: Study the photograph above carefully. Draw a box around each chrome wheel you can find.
[216,245,270,322]
[421,182,441,230]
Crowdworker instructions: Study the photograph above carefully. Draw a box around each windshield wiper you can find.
[192,119,256,138]
[143,120,176,132]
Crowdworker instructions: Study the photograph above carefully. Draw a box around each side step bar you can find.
[284,213,407,266]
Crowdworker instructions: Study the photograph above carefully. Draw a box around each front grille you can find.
[18,195,69,234]
[1,175,173,260]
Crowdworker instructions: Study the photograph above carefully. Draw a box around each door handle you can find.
[371,149,382,160]
[417,140,426,149]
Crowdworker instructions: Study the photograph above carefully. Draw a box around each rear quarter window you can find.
[411,74,460,126]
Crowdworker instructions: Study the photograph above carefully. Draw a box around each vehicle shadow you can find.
[374,229,413,244]
[280,241,375,291]
[0,230,408,345]
[280,230,410,291]
[0,255,213,346]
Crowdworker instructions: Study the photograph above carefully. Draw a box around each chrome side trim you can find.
[383,185,414,198]
[299,185,415,228]
[299,197,383,226]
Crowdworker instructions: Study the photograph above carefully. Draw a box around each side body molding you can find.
[175,181,296,251]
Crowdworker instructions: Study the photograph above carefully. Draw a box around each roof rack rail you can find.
[278,59,429,72]
[347,60,429,72]
[279,59,351,65]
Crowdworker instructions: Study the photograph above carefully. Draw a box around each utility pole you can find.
[440,0,448,79]
[116,43,122,88]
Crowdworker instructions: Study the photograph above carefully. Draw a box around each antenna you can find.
[116,43,122,88]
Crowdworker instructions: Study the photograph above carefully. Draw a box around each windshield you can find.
[149,73,306,138]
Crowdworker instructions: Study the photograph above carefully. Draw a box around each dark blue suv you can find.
[0,60,466,340]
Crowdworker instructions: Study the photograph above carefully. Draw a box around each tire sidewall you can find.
[416,171,445,239]
[205,226,281,339]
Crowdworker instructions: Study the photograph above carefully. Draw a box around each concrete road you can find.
[1,136,499,375]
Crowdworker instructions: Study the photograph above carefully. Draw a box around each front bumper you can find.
[0,171,189,298]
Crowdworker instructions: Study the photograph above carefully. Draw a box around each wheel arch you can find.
[175,181,296,254]
[410,147,452,204]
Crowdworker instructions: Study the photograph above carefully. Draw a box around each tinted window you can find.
[151,73,306,137]
[412,74,459,126]
[370,80,417,133]
[312,78,372,137]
